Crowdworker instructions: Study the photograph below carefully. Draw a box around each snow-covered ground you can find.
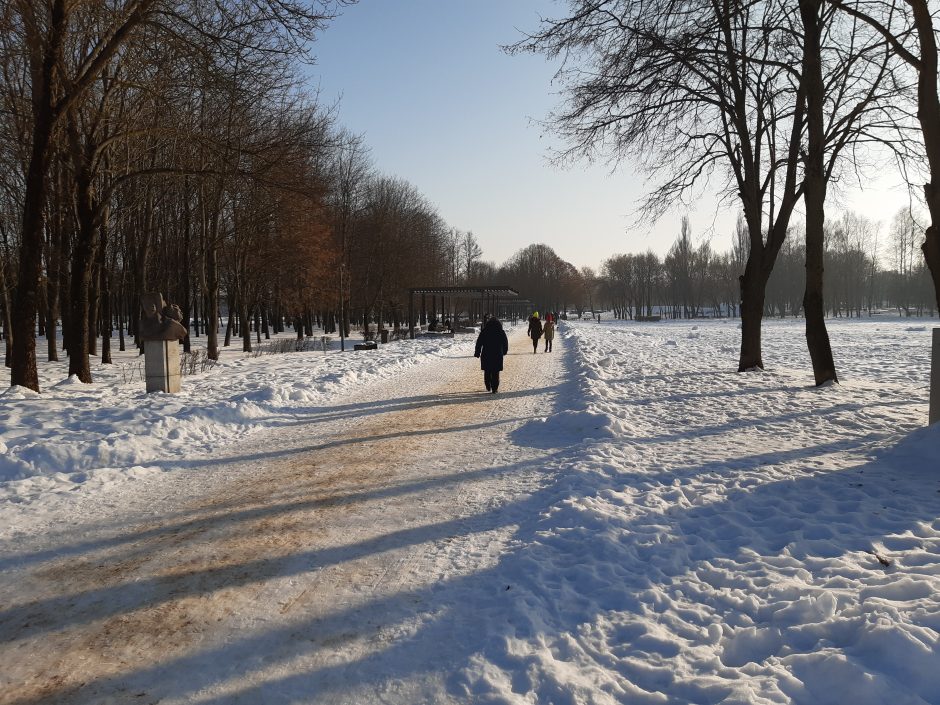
[2,316,940,704]
[460,317,940,704]
[0,330,471,505]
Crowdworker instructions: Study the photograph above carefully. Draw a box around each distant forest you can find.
[2,1,940,391]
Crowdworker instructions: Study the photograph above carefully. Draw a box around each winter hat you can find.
[533,311,539,318]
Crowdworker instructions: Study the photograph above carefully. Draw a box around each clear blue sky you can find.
[308,1,912,270]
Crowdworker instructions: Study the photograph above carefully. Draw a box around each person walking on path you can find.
[543,315,555,352]
[527,311,543,354]
[474,316,509,393]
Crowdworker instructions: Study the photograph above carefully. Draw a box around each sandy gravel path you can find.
[0,324,566,704]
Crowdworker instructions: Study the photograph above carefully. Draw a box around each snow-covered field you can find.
[2,316,940,704]
[459,317,940,704]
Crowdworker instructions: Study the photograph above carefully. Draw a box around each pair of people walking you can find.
[527,311,555,353]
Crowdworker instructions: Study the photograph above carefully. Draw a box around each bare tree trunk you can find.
[206,215,220,360]
[99,219,112,365]
[88,250,100,359]
[11,87,56,390]
[908,1,940,312]
[45,165,66,363]
[45,255,60,362]
[241,301,252,352]
[0,265,12,368]
[118,290,126,352]
[66,161,96,378]
[800,0,838,385]
[132,188,154,352]
[181,184,192,353]
[738,269,767,371]
[224,293,234,348]
[66,220,97,381]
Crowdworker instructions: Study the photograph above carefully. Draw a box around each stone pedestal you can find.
[931,328,940,425]
[144,339,181,393]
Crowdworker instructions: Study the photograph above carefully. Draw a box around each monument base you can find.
[144,339,181,393]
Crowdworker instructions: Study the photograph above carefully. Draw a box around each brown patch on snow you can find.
[0,334,530,705]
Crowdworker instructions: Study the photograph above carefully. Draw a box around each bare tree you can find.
[511,0,808,372]
[6,0,343,391]
[797,0,902,384]
[460,230,483,283]
[328,130,370,342]
[828,0,940,311]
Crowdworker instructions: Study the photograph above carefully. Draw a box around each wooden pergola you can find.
[408,286,520,339]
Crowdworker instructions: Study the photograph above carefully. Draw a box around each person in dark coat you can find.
[527,311,543,354]
[474,316,509,393]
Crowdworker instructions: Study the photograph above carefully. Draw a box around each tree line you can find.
[590,209,936,321]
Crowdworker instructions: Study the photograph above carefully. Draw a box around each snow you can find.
[2,317,940,704]
[0,332,471,505]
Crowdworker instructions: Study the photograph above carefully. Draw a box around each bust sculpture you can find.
[139,292,188,342]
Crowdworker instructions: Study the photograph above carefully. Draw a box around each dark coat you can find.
[527,316,543,340]
[475,319,509,371]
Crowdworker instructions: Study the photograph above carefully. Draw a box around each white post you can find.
[144,339,181,393]
[931,328,940,425]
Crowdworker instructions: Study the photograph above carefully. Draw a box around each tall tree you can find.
[9,0,163,390]
[799,0,839,384]
[512,0,807,372]
[796,0,899,383]
[828,0,940,311]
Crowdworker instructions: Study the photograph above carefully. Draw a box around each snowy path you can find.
[0,325,566,705]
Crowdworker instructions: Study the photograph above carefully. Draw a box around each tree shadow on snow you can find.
[1,386,549,572]
[10,340,939,704]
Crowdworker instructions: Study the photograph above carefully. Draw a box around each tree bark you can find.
[241,301,252,352]
[223,294,234,348]
[800,0,838,385]
[45,191,62,363]
[907,1,940,312]
[0,265,12,368]
[181,184,192,353]
[66,167,100,382]
[88,251,100,359]
[205,215,220,360]
[11,61,59,390]
[99,217,112,365]
[738,268,767,371]
[118,291,126,352]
